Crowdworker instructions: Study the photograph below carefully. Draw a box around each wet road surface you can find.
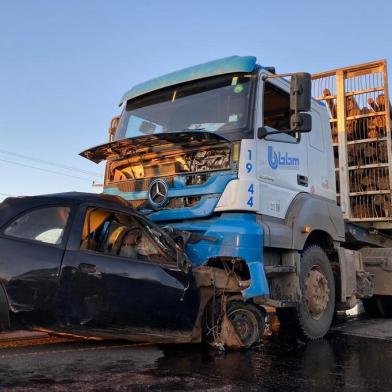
[0,319,391,391]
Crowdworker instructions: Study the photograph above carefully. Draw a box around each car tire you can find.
[364,295,392,318]
[362,297,381,317]
[278,245,335,341]
[226,301,265,348]
[377,296,392,317]
[0,284,10,331]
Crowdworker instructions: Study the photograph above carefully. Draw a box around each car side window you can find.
[263,82,298,142]
[3,206,71,245]
[80,208,175,266]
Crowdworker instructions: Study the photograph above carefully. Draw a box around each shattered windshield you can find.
[115,73,255,141]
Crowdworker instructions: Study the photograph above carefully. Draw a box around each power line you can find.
[0,149,102,178]
[0,158,94,182]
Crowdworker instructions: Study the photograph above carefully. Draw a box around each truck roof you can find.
[119,55,257,105]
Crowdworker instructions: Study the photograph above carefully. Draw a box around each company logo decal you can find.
[148,179,169,209]
[268,146,300,170]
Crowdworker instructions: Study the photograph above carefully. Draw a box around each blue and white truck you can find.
[82,56,392,343]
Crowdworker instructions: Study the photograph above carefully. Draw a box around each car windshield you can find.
[115,73,255,141]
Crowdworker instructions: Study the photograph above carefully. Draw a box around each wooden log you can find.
[377,175,390,191]
[331,124,338,143]
[374,94,391,128]
[347,144,365,166]
[323,89,337,118]
[351,202,371,218]
[376,94,386,111]
[373,194,392,217]
[361,175,376,190]
[384,195,392,217]
[377,142,387,161]
[365,98,386,138]
[368,97,380,112]
[368,128,379,139]
[346,96,361,116]
[374,194,385,207]
[345,96,362,139]
[347,145,355,166]
[362,143,377,161]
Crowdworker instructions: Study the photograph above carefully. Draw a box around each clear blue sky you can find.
[1,0,391,199]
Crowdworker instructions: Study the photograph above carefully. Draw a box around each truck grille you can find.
[109,176,174,193]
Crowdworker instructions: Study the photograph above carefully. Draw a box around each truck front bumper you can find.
[169,212,269,299]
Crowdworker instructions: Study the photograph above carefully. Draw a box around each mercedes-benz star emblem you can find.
[148,179,169,209]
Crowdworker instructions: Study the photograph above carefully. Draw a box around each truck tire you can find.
[278,245,335,341]
[0,284,10,331]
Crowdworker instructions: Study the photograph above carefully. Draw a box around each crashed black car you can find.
[0,192,265,348]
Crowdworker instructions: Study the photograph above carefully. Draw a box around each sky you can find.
[1,0,391,200]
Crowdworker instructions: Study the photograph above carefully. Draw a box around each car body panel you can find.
[0,193,202,342]
[58,249,200,332]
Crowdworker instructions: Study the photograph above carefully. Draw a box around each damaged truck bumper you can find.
[169,212,269,299]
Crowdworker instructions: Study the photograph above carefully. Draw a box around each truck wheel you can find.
[278,245,335,341]
[227,302,265,348]
[0,284,10,331]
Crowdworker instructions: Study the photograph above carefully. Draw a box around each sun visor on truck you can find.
[80,131,230,163]
[119,55,257,105]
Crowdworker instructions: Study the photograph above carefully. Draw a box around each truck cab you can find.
[82,56,368,340]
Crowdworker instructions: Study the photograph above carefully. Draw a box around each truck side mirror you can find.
[291,113,312,132]
[290,73,312,133]
[290,73,312,112]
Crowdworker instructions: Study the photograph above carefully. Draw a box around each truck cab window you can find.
[263,82,297,141]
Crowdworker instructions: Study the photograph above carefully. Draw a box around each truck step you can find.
[264,265,296,277]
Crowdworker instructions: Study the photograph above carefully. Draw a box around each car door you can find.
[58,205,200,337]
[0,204,72,318]
[256,74,309,219]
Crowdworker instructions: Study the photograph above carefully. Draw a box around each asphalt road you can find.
[0,319,391,391]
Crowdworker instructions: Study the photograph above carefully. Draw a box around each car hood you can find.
[80,131,230,163]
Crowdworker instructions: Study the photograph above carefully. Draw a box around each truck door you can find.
[256,76,309,219]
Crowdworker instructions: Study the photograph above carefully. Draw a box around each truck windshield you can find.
[115,73,255,141]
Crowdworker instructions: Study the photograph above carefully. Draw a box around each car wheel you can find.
[226,302,265,348]
[364,295,392,318]
[278,245,335,341]
[362,296,381,317]
[376,296,392,317]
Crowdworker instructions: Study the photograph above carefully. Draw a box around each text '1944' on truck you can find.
[81,56,392,343]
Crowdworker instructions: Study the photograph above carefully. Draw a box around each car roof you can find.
[8,192,129,207]
[37,191,130,206]
[0,192,132,227]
